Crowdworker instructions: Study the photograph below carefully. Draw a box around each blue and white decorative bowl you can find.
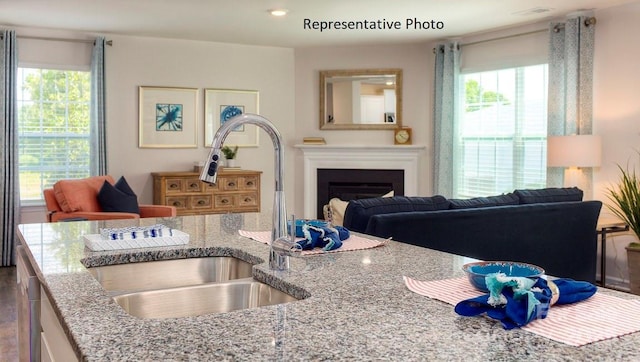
[287,219,329,237]
[462,261,545,292]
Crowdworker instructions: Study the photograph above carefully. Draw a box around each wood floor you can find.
[0,266,18,362]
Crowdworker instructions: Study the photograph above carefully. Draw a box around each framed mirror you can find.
[319,68,402,130]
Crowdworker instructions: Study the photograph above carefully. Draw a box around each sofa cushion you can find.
[449,193,519,209]
[343,195,450,233]
[97,176,140,214]
[514,187,583,204]
[53,175,115,212]
[489,193,521,206]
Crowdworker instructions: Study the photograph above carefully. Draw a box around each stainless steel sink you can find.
[87,257,253,294]
[113,278,298,318]
[87,257,301,318]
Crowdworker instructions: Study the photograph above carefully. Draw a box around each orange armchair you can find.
[44,175,177,222]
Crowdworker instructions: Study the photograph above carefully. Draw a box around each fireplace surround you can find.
[296,144,423,219]
[316,168,404,219]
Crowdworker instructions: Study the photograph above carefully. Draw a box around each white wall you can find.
[293,43,432,215]
[105,34,295,212]
[593,1,640,286]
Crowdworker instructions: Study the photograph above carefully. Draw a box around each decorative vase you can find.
[226,159,237,168]
[627,244,640,295]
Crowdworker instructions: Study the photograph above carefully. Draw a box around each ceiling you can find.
[0,0,636,48]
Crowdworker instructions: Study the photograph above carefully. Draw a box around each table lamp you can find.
[547,134,602,188]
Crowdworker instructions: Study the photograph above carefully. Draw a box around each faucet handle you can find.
[271,214,302,257]
[272,236,302,257]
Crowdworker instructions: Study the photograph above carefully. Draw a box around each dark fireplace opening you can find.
[317,168,404,219]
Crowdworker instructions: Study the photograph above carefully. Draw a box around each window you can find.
[454,64,548,198]
[17,68,91,202]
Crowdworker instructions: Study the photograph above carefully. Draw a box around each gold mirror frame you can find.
[319,68,403,130]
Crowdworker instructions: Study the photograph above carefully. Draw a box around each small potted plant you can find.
[221,145,239,168]
[606,152,640,293]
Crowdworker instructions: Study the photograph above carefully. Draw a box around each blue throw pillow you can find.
[97,176,140,214]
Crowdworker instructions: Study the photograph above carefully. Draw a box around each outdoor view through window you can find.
[17,68,91,202]
[456,64,548,198]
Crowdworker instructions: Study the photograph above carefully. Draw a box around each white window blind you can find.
[18,37,92,71]
[455,64,548,198]
[460,28,548,73]
[17,68,91,202]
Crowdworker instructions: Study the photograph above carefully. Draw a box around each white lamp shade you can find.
[547,135,602,168]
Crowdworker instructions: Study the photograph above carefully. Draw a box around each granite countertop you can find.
[17,212,640,361]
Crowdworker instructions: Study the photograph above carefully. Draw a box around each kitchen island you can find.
[17,212,640,361]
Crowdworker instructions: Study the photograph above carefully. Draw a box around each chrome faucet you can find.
[200,114,299,271]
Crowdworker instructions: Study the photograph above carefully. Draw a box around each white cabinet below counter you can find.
[41,286,78,362]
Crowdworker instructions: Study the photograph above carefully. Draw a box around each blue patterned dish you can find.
[462,261,545,292]
[287,219,329,237]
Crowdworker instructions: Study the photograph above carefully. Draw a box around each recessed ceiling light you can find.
[269,9,289,17]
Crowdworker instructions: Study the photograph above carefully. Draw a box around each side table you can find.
[597,217,629,288]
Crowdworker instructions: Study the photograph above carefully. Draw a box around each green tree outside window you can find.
[17,68,91,201]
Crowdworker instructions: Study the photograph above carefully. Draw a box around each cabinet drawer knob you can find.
[169,183,178,189]
[221,198,229,204]
[246,181,254,186]
[190,183,198,188]
[244,197,252,203]
[172,201,182,207]
[197,200,205,205]
[227,182,236,187]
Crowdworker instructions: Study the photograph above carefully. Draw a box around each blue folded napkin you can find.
[296,223,350,251]
[552,278,597,305]
[454,274,597,330]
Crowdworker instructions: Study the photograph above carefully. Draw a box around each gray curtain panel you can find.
[432,41,460,197]
[547,16,596,188]
[1,30,20,266]
[91,36,108,176]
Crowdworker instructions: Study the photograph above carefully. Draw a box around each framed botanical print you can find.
[139,86,198,148]
[204,89,259,147]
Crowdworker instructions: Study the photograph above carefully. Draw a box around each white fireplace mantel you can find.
[295,144,425,219]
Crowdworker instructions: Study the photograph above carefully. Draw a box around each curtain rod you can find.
[1,34,113,46]
[459,16,596,48]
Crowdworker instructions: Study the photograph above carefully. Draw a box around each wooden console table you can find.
[152,170,261,216]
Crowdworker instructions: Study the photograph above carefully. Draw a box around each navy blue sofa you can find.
[343,188,602,283]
